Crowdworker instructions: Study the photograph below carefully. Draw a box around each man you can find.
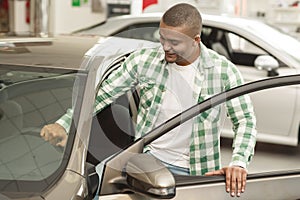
[41,3,257,197]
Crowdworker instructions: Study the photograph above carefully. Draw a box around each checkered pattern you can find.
[57,43,257,175]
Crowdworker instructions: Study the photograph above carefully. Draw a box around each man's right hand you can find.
[40,123,67,147]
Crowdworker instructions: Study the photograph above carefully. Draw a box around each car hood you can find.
[0,35,101,70]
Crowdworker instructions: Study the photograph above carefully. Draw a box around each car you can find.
[0,36,300,199]
[74,13,300,146]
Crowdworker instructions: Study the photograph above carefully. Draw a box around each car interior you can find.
[87,93,136,166]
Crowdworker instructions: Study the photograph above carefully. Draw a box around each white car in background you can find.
[75,13,300,146]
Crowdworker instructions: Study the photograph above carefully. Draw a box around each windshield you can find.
[0,65,85,193]
[241,19,300,64]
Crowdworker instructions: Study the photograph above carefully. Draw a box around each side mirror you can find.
[254,55,279,76]
[125,154,176,199]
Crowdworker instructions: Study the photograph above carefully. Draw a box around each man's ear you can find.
[194,34,201,45]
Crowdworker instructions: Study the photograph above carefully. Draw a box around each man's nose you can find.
[162,42,172,51]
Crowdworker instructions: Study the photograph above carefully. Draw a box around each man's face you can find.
[159,21,200,66]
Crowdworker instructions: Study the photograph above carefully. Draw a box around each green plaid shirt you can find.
[57,43,256,175]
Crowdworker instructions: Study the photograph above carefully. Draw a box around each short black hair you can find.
[162,3,202,36]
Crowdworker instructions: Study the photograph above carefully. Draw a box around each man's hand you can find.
[205,166,247,197]
[40,123,67,147]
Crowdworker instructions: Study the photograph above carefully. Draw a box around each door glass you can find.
[227,33,266,54]
[114,22,160,42]
[220,85,299,174]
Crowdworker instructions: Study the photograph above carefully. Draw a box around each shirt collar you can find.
[157,46,166,64]
[199,42,214,69]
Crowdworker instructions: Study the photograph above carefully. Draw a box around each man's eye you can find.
[170,41,179,45]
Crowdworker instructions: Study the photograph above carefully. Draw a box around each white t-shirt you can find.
[148,60,198,168]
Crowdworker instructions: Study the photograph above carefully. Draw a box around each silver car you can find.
[0,36,300,199]
[75,13,300,146]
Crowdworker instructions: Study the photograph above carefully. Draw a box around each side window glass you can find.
[227,33,266,55]
[201,27,231,60]
[221,84,299,174]
[226,32,268,66]
[201,27,213,47]
[114,22,160,42]
[201,27,279,67]
[201,27,212,48]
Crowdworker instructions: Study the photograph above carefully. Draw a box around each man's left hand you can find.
[205,166,247,197]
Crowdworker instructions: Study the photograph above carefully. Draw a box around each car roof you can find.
[0,35,100,70]
[75,12,264,36]
[74,12,163,36]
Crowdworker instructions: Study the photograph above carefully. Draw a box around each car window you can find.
[0,65,86,192]
[227,32,266,55]
[201,27,235,60]
[201,26,286,68]
[113,22,160,42]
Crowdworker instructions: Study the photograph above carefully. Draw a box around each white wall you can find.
[227,0,298,19]
[10,0,30,35]
[14,1,30,33]
[142,0,223,15]
[50,0,106,35]
[10,0,298,36]
[247,0,275,18]
[9,0,106,36]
